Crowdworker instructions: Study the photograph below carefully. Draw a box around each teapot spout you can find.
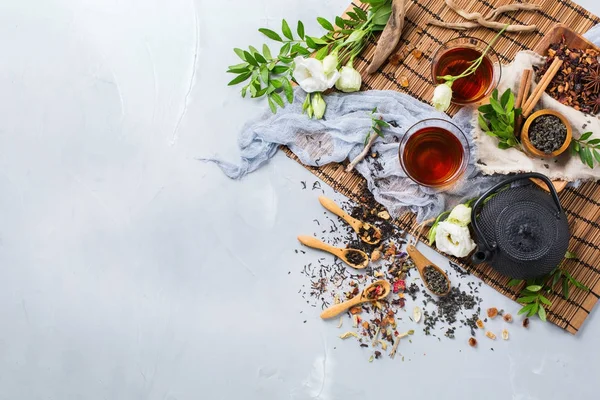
[472,248,492,264]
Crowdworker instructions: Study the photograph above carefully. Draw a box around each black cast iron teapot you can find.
[470,173,570,279]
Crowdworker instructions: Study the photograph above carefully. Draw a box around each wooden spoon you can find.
[318,196,382,245]
[406,244,451,296]
[320,280,391,319]
[297,236,369,269]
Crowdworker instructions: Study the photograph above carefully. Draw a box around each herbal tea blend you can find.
[528,115,567,153]
[346,249,367,265]
[423,265,450,295]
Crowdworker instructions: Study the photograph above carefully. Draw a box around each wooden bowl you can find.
[521,109,572,158]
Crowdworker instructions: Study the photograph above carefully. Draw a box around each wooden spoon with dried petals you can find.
[320,280,391,319]
[318,196,382,245]
[297,236,369,269]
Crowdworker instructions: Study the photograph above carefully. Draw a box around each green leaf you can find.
[579,146,587,166]
[305,36,317,49]
[233,48,247,61]
[227,71,252,86]
[347,11,360,21]
[539,295,552,306]
[574,141,581,152]
[244,51,259,67]
[580,131,593,141]
[505,91,515,112]
[500,88,511,108]
[260,65,269,84]
[518,303,534,315]
[478,104,494,114]
[594,149,600,164]
[335,16,346,28]
[227,65,250,74]
[517,295,538,303]
[498,142,511,150]
[262,44,272,60]
[354,6,368,20]
[562,279,570,299]
[507,278,522,287]
[375,119,390,128]
[297,21,305,39]
[538,305,547,321]
[254,52,267,64]
[587,138,600,145]
[364,133,371,146]
[314,46,329,60]
[282,79,294,103]
[565,250,578,260]
[317,17,334,31]
[372,3,392,25]
[241,85,248,98]
[271,65,289,75]
[428,225,437,245]
[526,285,542,292]
[528,303,539,317]
[292,44,311,56]
[585,147,595,168]
[491,88,499,100]
[279,42,292,56]
[271,92,284,108]
[259,28,283,42]
[489,97,505,115]
[267,95,277,113]
[478,114,490,131]
[552,272,561,286]
[281,19,293,40]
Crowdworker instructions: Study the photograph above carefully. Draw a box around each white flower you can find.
[293,56,339,93]
[335,65,362,93]
[432,82,453,112]
[435,221,476,258]
[312,92,326,119]
[447,204,472,227]
[322,54,338,75]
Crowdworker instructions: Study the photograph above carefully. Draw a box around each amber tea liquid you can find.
[434,47,494,103]
[402,126,464,186]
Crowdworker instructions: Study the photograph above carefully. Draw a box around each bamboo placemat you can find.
[282,0,600,334]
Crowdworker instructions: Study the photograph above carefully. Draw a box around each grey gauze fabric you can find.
[203,25,600,222]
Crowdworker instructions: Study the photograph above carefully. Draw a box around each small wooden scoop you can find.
[406,244,451,296]
[320,280,391,319]
[297,236,369,269]
[318,196,382,245]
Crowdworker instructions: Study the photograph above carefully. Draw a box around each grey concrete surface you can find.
[0,0,599,399]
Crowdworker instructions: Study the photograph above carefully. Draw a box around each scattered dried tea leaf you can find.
[413,306,422,323]
[503,313,513,323]
[476,319,485,329]
[522,318,530,328]
[485,331,496,340]
[373,301,383,310]
[487,307,498,319]
[350,306,362,315]
[412,49,423,60]
[468,337,477,347]
[407,330,415,335]
[368,354,374,362]
[362,321,370,330]
[334,294,341,305]
[371,250,382,261]
[400,76,409,88]
[337,317,343,328]
[377,210,391,220]
[374,270,384,278]
[339,331,359,339]
[374,350,382,359]
[502,329,509,340]
[384,242,397,259]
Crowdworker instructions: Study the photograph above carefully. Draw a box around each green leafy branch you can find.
[570,131,600,169]
[226,0,392,112]
[365,107,390,145]
[507,251,589,322]
[478,88,522,150]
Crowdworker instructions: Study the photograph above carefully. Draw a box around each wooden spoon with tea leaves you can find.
[406,244,451,296]
[297,236,369,269]
[320,280,391,319]
[318,196,382,245]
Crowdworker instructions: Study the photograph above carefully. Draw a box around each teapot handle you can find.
[470,173,564,257]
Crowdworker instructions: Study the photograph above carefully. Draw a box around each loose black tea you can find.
[346,249,366,265]
[528,115,567,153]
[423,265,450,295]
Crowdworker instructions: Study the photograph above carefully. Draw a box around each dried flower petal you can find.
[350,306,362,315]
[503,313,513,323]
[468,337,477,347]
[413,306,422,323]
[502,329,509,340]
[362,321,370,329]
[371,250,382,261]
[374,270,384,278]
[378,340,388,350]
[487,307,498,319]
[485,331,496,340]
[339,331,359,339]
[476,319,485,329]
[368,355,374,362]
[352,314,360,328]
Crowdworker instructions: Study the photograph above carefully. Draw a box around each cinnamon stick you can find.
[514,69,532,137]
[522,58,563,118]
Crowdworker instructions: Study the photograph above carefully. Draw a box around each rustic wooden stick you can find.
[428,20,480,30]
[442,0,537,32]
[346,133,378,172]
[487,3,542,21]
[514,69,532,137]
[522,58,563,117]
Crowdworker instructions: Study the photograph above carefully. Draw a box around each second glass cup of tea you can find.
[399,119,469,188]
[432,36,502,105]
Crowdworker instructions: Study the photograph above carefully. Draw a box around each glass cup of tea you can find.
[399,118,469,188]
[431,36,502,105]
